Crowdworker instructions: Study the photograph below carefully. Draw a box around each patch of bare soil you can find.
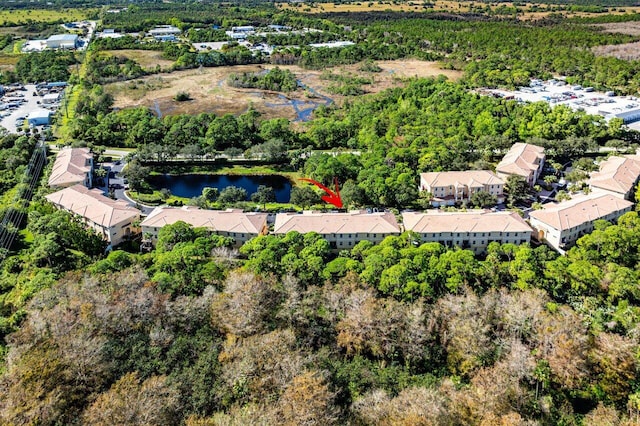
[106,60,460,120]
[592,22,640,36]
[593,41,640,60]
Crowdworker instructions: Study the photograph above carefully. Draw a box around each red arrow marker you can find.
[299,177,343,209]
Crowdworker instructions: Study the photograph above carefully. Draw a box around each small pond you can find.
[148,174,292,203]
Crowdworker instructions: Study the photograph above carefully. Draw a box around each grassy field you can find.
[0,8,95,26]
[278,0,640,19]
[106,59,462,121]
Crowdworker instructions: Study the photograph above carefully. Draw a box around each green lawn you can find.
[0,8,96,26]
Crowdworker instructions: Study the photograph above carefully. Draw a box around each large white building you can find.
[48,147,93,188]
[528,192,633,252]
[496,143,545,186]
[402,210,532,254]
[149,25,181,36]
[45,184,141,247]
[588,155,640,200]
[273,210,401,250]
[45,34,79,49]
[140,206,268,246]
[419,170,505,206]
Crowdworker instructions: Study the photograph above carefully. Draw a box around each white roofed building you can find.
[46,34,79,49]
[140,206,268,246]
[588,155,640,200]
[48,147,93,188]
[149,25,181,36]
[419,170,505,206]
[273,210,401,250]
[45,184,141,247]
[402,210,532,254]
[528,192,633,252]
[496,143,545,186]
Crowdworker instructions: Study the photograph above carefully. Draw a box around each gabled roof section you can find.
[402,210,532,234]
[528,192,633,232]
[588,155,640,196]
[273,210,401,235]
[141,206,267,234]
[496,143,545,178]
[45,184,140,227]
[420,170,504,188]
[48,148,92,188]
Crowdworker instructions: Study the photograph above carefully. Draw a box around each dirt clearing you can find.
[106,59,461,121]
[593,22,640,36]
[103,50,176,70]
[593,41,640,60]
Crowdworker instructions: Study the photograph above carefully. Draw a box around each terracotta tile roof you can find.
[528,192,633,231]
[273,210,401,235]
[141,206,267,234]
[45,184,140,227]
[588,155,640,196]
[48,148,92,187]
[420,170,504,188]
[496,143,545,178]
[402,210,532,234]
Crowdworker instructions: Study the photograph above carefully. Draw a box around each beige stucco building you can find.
[45,184,141,248]
[402,210,532,254]
[140,206,268,246]
[528,192,633,252]
[273,210,401,250]
[588,155,640,200]
[48,147,93,188]
[496,143,545,186]
[419,170,505,206]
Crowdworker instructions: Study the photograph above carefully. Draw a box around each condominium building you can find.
[402,210,532,254]
[419,170,505,206]
[528,192,633,252]
[140,206,268,246]
[588,155,640,200]
[273,210,401,250]
[45,184,141,247]
[48,147,93,188]
[496,143,545,186]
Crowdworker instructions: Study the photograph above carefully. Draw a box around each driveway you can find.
[103,160,155,215]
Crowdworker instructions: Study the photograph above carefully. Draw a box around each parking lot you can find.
[0,83,62,134]
[485,79,640,127]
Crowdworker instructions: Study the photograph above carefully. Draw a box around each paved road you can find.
[103,161,155,215]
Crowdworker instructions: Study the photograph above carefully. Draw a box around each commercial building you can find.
[48,147,93,188]
[45,34,79,49]
[149,25,181,36]
[419,170,505,206]
[402,210,532,254]
[588,155,640,200]
[42,93,61,105]
[27,109,52,126]
[273,210,401,250]
[45,184,141,247]
[140,206,268,246]
[496,143,545,186]
[528,192,633,252]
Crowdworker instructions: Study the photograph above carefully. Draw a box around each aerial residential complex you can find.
[141,206,268,246]
[403,211,532,254]
[419,170,505,206]
[587,155,640,199]
[45,184,141,247]
[42,143,640,254]
[48,147,93,188]
[273,210,402,250]
[496,143,546,186]
[528,192,634,252]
